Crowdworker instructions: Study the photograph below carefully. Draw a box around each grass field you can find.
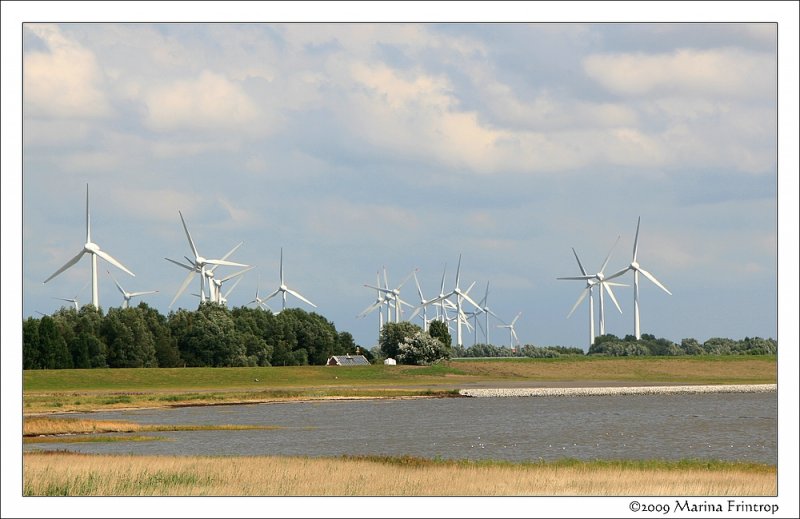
[22,451,776,496]
[22,355,776,414]
[19,357,778,498]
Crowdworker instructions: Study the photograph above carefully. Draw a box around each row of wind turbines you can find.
[41,185,671,348]
[43,185,316,316]
[356,255,523,349]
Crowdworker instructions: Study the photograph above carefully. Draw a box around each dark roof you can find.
[328,355,370,366]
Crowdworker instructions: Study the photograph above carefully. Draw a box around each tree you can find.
[23,317,42,369]
[396,331,452,365]
[379,322,423,360]
[427,320,451,349]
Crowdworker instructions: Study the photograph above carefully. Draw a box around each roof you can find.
[327,355,370,366]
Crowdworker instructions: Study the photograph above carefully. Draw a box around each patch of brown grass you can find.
[22,452,776,496]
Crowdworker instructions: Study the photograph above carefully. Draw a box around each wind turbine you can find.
[497,312,522,351]
[107,270,158,309]
[364,267,416,323]
[557,238,627,346]
[43,184,135,310]
[53,295,80,311]
[604,217,672,340]
[203,242,245,303]
[166,214,247,307]
[209,266,254,305]
[263,248,316,312]
[473,281,502,345]
[248,275,273,311]
[358,270,392,335]
[425,255,482,347]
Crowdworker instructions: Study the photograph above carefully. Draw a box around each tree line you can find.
[22,302,362,370]
[22,304,777,370]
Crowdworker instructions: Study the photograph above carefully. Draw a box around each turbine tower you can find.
[107,270,158,309]
[605,217,672,340]
[263,248,316,312]
[43,184,135,310]
[557,238,626,346]
[497,312,522,351]
[426,255,482,347]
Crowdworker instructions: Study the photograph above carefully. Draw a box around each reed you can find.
[23,452,776,496]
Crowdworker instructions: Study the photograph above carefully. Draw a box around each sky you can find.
[13,16,788,353]
[3,2,799,516]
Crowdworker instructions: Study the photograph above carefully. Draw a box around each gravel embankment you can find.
[459,384,777,398]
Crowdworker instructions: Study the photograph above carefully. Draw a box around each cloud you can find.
[143,70,260,132]
[583,48,776,99]
[23,24,112,119]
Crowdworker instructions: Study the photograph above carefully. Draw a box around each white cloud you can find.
[23,24,112,119]
[583,48,776,99]
[143,70,260,132]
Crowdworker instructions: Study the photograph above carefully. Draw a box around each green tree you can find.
[379,322,423,360]
[176,302,247,367]
[38,316,71,369]
[427,320,451,349]
[23,317,42,369]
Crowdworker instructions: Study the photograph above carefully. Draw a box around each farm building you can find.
[326,354,370,366]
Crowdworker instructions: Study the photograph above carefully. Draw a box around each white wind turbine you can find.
[426,255,482,347]
[210,266,254,305]
[43,184,135,310]
[166,214,248,307]
[53,295,80,311]
[203,242,244,303]
[497,312,522,351]
[364,268,416,323]
[107,270,158,309]
[557,238,627,346]
[357,271,392,335]
[472,281,502,345]
[604,217,672,340]
[248,275,273,312]
[263,248,316,312]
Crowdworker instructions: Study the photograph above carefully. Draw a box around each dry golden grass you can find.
[23,452,776,496]
[23,417,281,437]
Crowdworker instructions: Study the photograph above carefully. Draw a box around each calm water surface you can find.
[26,393,777,464]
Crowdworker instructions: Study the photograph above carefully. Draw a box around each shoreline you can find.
[459,383,777,398]
[24,383,777,416]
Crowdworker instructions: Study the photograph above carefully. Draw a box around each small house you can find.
[326,354,370,366]
[383,358,397,365]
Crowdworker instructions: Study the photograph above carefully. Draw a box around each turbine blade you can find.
[603,283,623,314]
[263,288,282,302]
[44,249,86,283]
[279,248,284,285]
[205,258,249,268]
[219,265,254,283]
[454,254,462,288]
[557,275,595,281]
[567,287,589,318]
[95,249,135,276]
[638,267,672,295]
[358,301,383,318]
[224,277,243,298]
[170,269,196,307]
[85,184,91,243]
[286,288,316,308]
[603,266,630,282]
[511,312,521,325]
[129,290,159,297]
[179,211,199,260]
[632,216,641,262]
[364,283,393,295]
[572,248,588,276]
[413,271,424,300]
[165,257,196,271]
[459,291,482,310]
[107,270,126,295]
[600,235,621,273]
[408,306,423,321]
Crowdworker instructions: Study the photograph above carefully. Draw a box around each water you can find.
[25,392,777,464]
